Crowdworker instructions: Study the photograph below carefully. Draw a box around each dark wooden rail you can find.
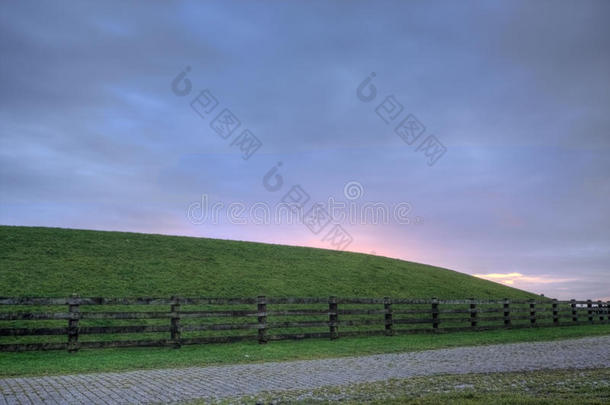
[0,296,607,352]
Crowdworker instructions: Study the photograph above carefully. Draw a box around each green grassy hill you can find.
[0,226,538,299]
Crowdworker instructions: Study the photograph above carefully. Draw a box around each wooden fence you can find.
[0,296,608,352]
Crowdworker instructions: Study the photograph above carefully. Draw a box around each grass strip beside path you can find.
[205,368,610,405]
[0,324,608,378]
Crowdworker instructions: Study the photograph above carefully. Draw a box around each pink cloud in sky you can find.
[474,272,577,287]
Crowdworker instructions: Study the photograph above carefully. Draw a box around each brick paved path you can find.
[1,336,609,404]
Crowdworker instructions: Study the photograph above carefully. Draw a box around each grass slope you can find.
[0,226,538,299]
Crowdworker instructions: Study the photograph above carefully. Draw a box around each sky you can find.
[1,1,609,300]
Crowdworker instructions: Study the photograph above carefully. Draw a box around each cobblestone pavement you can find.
[1,336,609,404]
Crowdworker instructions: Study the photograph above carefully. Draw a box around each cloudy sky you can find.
[1,1,609,300]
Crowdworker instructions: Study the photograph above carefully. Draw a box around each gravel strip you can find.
[1,336,609,404]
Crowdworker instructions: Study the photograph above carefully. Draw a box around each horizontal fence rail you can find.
[0,296,607,352]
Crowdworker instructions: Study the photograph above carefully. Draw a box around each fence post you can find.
[469,298,477,328]
[329,296,338,340]
[587,300,593,323]
[529,299,536,325]
[431,298,439,330]
[607,301,610,324]
[257,295,267,344]
[384,297,393,336]
[170,296,181,348]
[598,300,604,323]
[552,299,559,325]
[571,299,577,322]
[67,293,80,353]
[503,298,511,327]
